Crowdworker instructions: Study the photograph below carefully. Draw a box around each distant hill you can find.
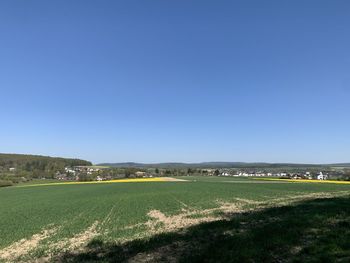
[97,162,341,169]
[329,163,350,167]
[0,153,92,171]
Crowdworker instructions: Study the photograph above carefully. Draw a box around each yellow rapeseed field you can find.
[254,178,350,184]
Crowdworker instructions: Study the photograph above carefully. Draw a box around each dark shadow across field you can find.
[58,196,350,263]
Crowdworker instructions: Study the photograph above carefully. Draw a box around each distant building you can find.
[135,171,146,177]
[65,167,76,174]
[291,174,302,179]
[317,172,328,180]
[305,172,312,180]
[201,169,214,175]
[9,167,16,172]
[56,174,67,180]
[96,176,103,181]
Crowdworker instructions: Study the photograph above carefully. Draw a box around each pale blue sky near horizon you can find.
[0,1,349,164]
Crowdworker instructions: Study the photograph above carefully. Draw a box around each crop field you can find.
[1,176,350,262]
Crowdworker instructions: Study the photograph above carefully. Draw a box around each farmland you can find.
[1,176,350,262]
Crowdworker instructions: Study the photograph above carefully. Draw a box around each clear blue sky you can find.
[1,1,349,164]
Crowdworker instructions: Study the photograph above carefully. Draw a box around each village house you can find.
[317,172,328,180]
[135,171,146,177]
[305,172,313,180]
[65,167,76,174]
[201,169,215,175]
[56,173,68,180]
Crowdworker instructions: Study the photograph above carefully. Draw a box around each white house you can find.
[305,172,312,180]
[65,167,76,174]
[317,172,328,180]
[96,176,103,181]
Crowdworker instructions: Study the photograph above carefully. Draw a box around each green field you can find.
[1,176,350,262]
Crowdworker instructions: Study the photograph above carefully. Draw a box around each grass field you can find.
[0,176,350,262]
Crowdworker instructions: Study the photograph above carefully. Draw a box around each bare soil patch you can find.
[0,227,57,262]
[161,177,188,182]
[48,221,100,254]
[142,191,350,236]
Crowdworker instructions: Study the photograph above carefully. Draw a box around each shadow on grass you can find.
[58,196,350,263]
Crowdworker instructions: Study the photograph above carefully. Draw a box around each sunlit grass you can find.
[15,177,168,188]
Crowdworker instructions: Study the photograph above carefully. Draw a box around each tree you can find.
[343,169,350,181]
[214,169,220,176]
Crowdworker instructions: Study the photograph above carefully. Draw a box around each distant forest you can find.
[0,153,91,170]
[0,153,91,186]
